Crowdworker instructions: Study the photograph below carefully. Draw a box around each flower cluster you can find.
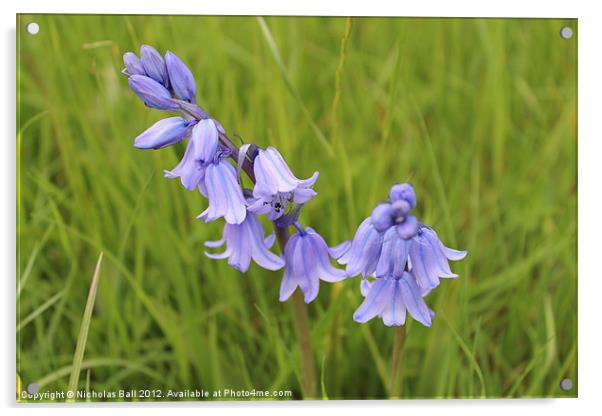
[123,45,466,328]
[332,183,467,326]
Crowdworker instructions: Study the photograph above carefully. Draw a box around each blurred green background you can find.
[17,15,577,400]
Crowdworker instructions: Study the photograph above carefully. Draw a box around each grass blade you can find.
[66,252,103,400]
[257,16,334,157]
[17,289,65,332]
[36,356,166,389]
[441,314,487,397]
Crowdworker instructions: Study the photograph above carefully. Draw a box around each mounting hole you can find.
[560,26,573,40]
[26,22,40,35]
[26,383,39,394]
[560,378,573,391]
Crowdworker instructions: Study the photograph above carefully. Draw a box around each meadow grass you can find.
[16,15,577,400]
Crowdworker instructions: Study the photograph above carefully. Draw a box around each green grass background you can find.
[16,15,577,400]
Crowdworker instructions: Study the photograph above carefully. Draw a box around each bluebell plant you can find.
[122,45,466,329]
[332,183,467,327]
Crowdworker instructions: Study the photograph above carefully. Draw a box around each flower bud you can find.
[395,215,419,240]
[134,116,191,149]
[391,199,411,219]
[390,183,417,209]
[123,52,145,76]
[370,203,394,232]
[128,75,178,110]
[165,51,196,103]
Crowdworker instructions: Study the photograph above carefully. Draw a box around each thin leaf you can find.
[67,252,103,400]
[257,17,334,157]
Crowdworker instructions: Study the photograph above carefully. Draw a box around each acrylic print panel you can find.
[16,15,577,402]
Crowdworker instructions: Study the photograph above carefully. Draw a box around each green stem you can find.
[389,325,407,399]
[275,226,317,399]
[220,133,317,399]
[291,291,317,398]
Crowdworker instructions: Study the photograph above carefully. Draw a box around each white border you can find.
[3,1,601,415]
[5,0,584,17]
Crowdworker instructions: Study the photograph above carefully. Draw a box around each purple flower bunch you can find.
[123,45,466,328]
[331,184,467,326]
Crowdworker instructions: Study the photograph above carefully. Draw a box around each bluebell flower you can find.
[165,51,196,103]
[339,183,422,278]
[163,118,219,192]
[249,147,318,220]
[163,137,206,192]
[133,116,193,149]
[198,155,247,225]
[408,225,467,289]
[280,226,346,303]
[353,272,433,327]
[348,181,467,326]
[342,217,384,277]
[140,45,170,87]
[340,221,414,278]
[374,227,410,277]
[127,75,179,111]
[123,52,146,76]
[204,212,285,272]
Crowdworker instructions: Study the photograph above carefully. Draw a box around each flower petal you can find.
[226,233,251,272]
[191,119,218,164]
[292,187,317,204]
[163,137,205,191]
[381,281,407,326]
[441,245,468,261]
[253,147,304,196]
[375,227,396,277]
[297,171,320,188]
[329,240,351,261]
[199,160,246,224]
[399,272,432,327]
[204,238,225,248]
[360,277,372,297]
[247,197,272,215]
[353,277,394,323]
[423,229,458,278]
[264,233,276,249]
[279,267,298,302]
[297,236,321,303]
[408,234,440,289]
[204,215,284,272]
[306,229,346,282]
[198,181,208,198]
[391,237,410,277]
[246,214,285,271]
[204,249,231,260]
[346,218,383,277]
